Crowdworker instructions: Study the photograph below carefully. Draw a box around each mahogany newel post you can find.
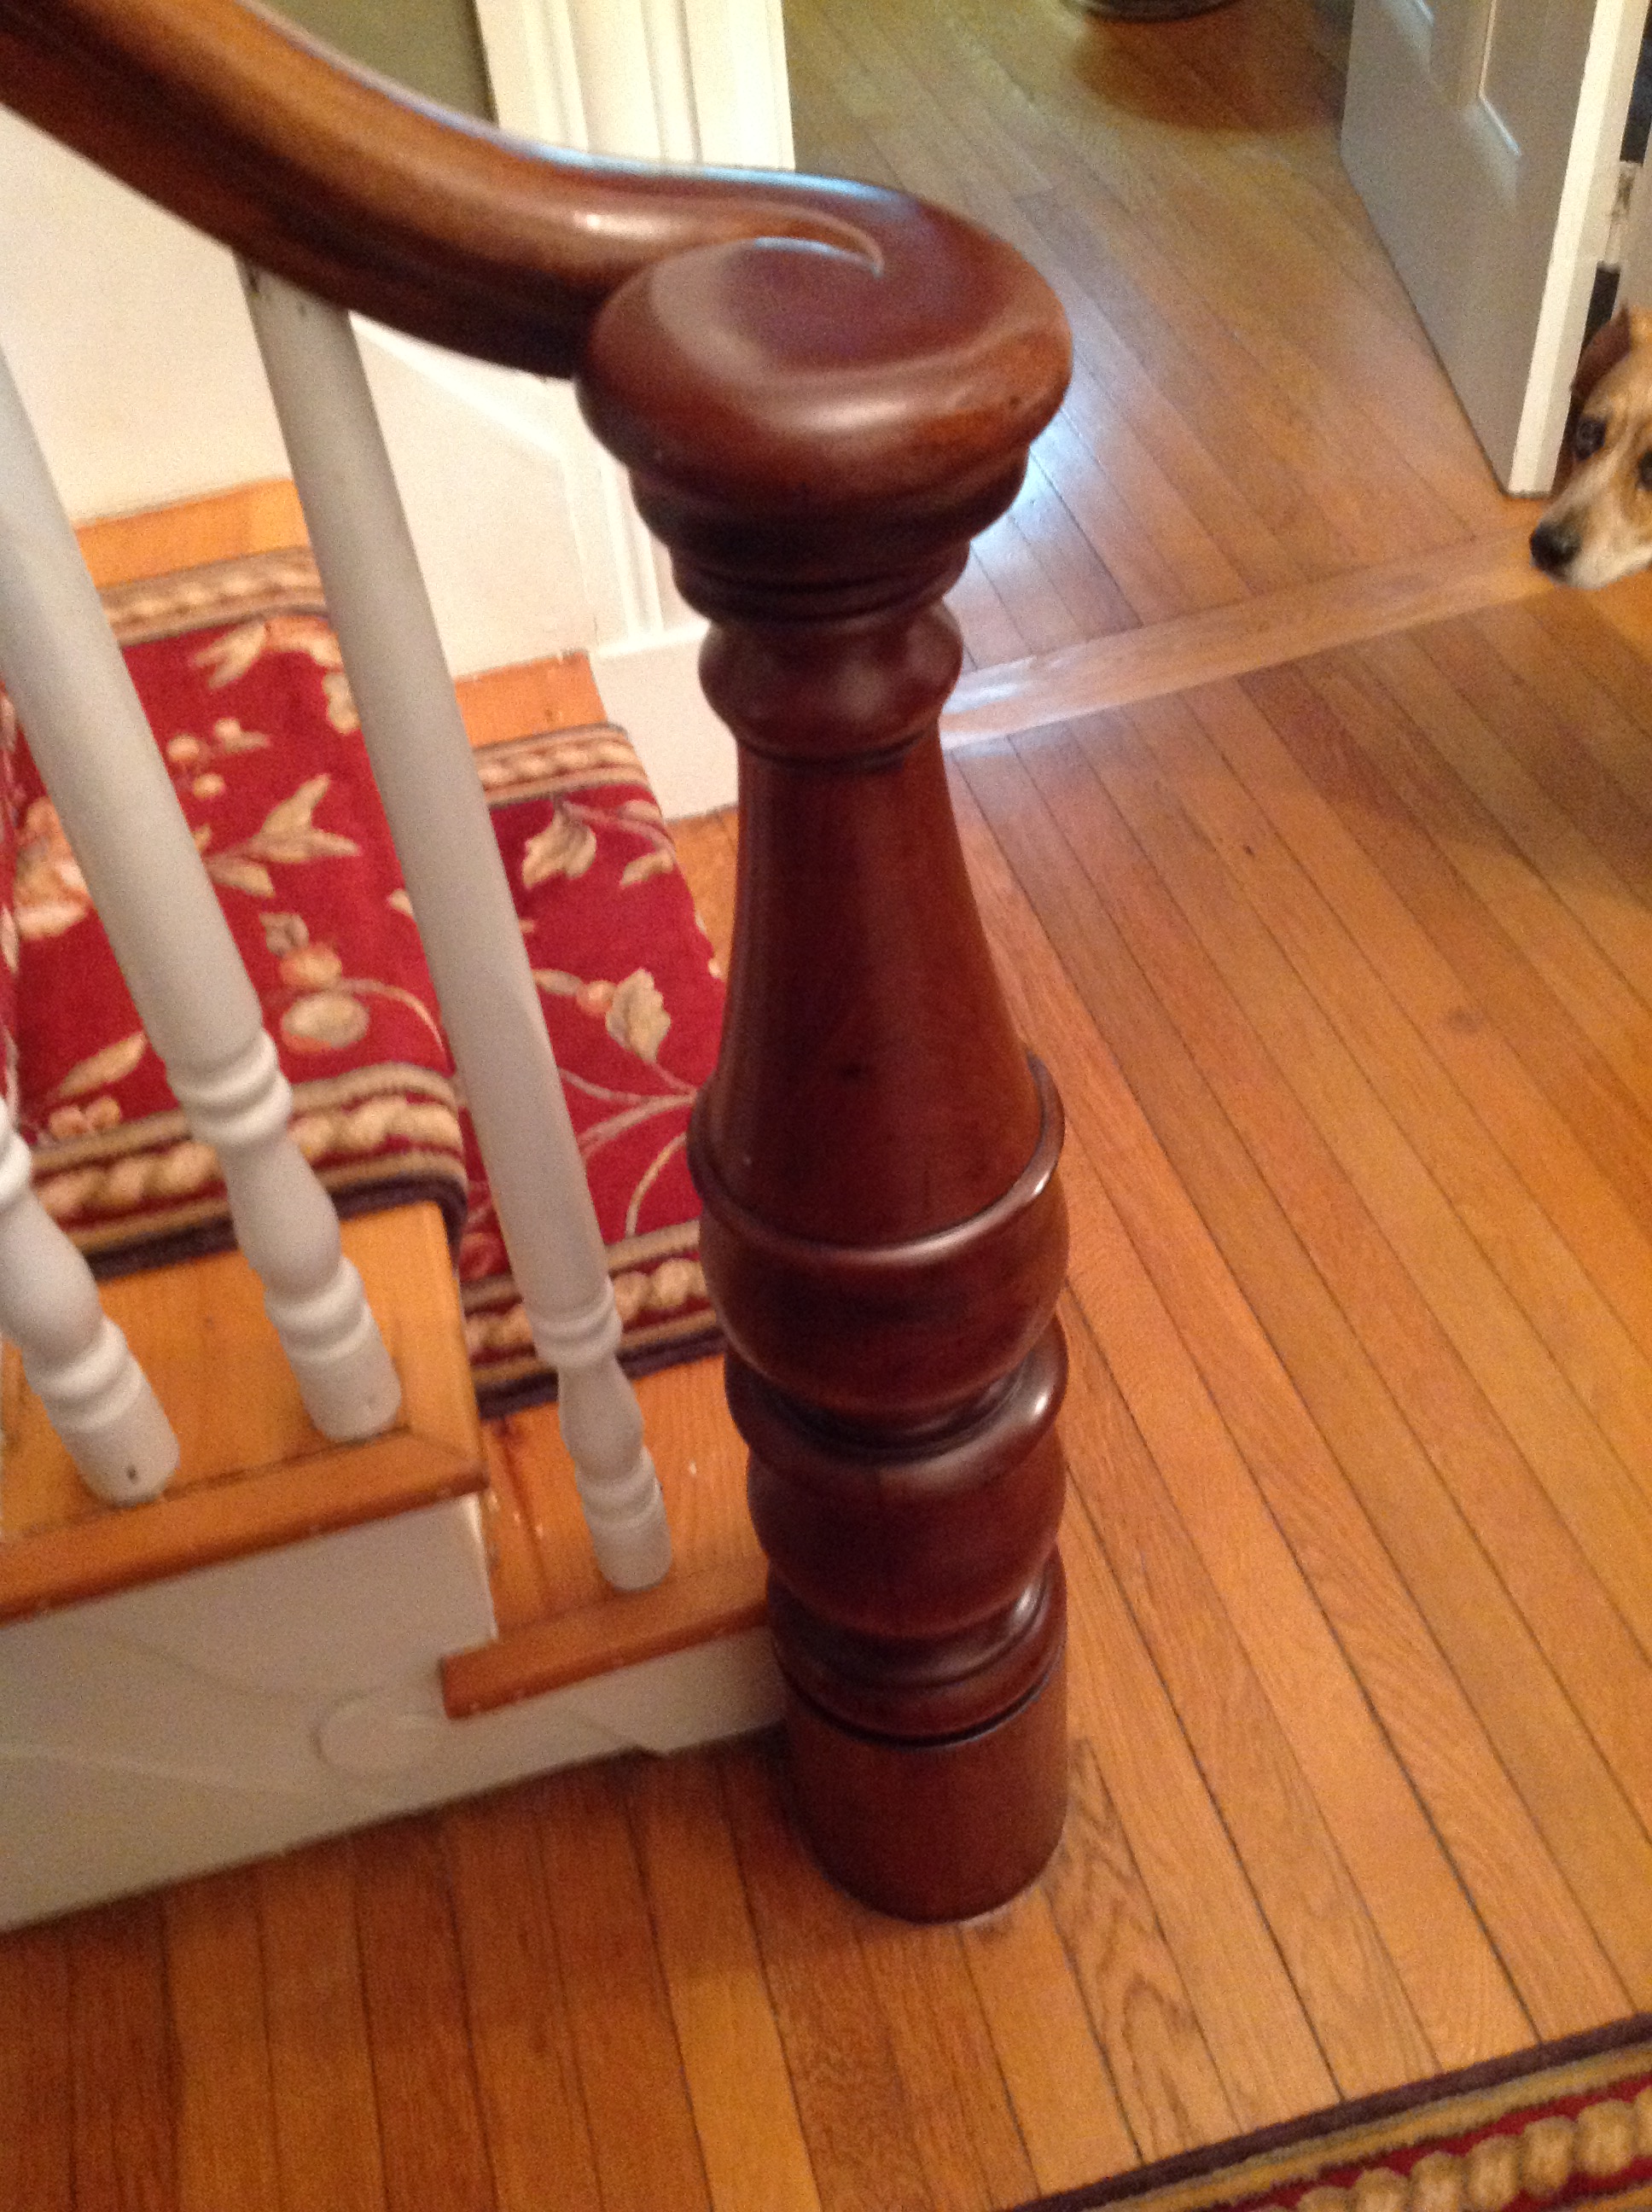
[581,227,1075,1919]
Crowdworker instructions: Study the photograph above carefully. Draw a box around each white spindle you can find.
[0,341,401,1445]
[241,265,672,1592]
[0,1097,177,1503]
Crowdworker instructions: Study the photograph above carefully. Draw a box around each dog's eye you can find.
[1639,451,1652,492]
[1576,416,1607,457]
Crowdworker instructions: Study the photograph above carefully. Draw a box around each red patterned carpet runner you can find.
[1013,2022,1652,2212]
[0,551,724,1413]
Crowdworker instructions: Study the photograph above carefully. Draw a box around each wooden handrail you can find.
[0,0,1076,1919]
[0,1,1065,487]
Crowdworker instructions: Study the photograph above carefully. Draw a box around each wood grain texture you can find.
[352,1819,497,2212]
[0,1205,485,1621]
[0,1923,72,2212]
[439,1794,602,2212]
[628,1755,823,2212]
[164,1871,283,2212]
[792,0,1527,678]
[75,478,305,587]
[67,1899,177,2212]
[256,1841,390,2212]
[8,2,1652,2206]
[533,1765,712,2212]
[718,1740,939,2212]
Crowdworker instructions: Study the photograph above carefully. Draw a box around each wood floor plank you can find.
[164,1870,283,2212]
[1202,663,1652,1837]
[1247,656,1652,1248]
[943,530,1544,745]
[1302,643,1652,1120]
[1477,600,1652,825]
[67,1898,177,2212]
[440,1794,602,2212]
[947,552,1029,672]
[1043,695,1652,1989]
[352,1819,497,2212]
[1119,682,1652,1494]
[718,1739,938,2212]
[997,722,1652,2004]
[1042,1717,1237,2160]
[951,752,1614,2041]
[853,1918,1038,2212]
[1015,445,1139,639]
[955,0,1492,543]
[1203,667,1652,1368]
[961,1892,1139,2197]
[1419,617,1652,937]
[1364,632,1652,1030]
[533,1764,712,2212]
[627,1755,823,2212]
[0,1923,72,2212]
[1061,1298,1436,2093]
[255,1841,390,2212]
[975,509,1092,658]
[1050,1453,1335,2134]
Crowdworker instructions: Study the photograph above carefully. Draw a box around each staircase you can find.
[0,481,774,1933]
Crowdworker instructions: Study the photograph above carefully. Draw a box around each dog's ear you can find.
[1555,307,1637,490]
[1575,306,1635,403]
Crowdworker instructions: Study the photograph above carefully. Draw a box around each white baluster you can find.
[0,341,400,1444]
[241,265,672,1591]
[0,1098,177,1503]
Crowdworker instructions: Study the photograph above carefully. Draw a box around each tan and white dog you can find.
[1531,306,1652,587]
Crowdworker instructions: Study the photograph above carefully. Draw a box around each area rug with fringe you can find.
[0,549,724,1415]
[1013,2019,1652,2212]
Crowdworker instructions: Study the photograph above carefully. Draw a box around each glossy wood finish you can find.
[0,0,1076,1913]
[646,478,1073,1919]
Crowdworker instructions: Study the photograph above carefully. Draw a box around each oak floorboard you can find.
[1117,684,1652,1487]
[1199,668,1652,1369]
[999,723,1652,2002]
[67,1899,177,2212]
[853,1918,1038,2212]
[439,1794,602,2212]
[626,1755,822,2212]
[532,1766,713,2212]
[164,1871,283,2212]
[961,1893,1140,2197]
[1300,645,1652,1115]
[718,1741,939,2212]
[951,751,1617,2042]
[0,1922,72,2212]
[255,1842,390,2212]
[1061,1301,1436,2094]
[351,1821,497,2212]
[1364,632,1652,1027]
[1247,653,1652,1258]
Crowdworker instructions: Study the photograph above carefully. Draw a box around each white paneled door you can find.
[1343,0,1648,491]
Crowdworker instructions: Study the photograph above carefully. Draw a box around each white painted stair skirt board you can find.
[0,338,400,1450]
[240,265,672,1596]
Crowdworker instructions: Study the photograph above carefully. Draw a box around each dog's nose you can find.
[1531,519,1580,575]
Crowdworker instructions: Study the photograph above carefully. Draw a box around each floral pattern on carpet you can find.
[4,550,724,1413]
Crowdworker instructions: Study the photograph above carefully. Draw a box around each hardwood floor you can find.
[11,0,1652,2206]
[786,0,1533,685]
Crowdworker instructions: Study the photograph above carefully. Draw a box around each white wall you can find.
[0,0,794,818]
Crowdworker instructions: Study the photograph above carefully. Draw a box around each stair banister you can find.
[0,0,1076,1920]
[0,1095,177,1504]
[0,335,404,1452]
[239,263,672,1593]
